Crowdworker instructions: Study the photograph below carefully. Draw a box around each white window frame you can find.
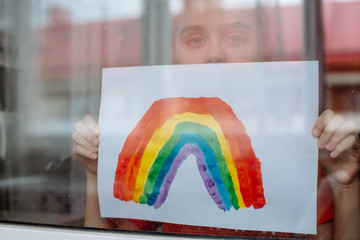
[0,222,219,240]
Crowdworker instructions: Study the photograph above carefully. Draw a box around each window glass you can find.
[0,0,143,227]
[0,0,359,239]
[322,0,360,122]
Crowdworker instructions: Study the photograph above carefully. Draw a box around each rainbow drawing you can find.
[113,97,266,211]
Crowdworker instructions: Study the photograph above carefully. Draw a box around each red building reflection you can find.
[35,2,360,112]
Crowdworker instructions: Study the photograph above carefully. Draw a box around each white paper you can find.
[98,61,319,234]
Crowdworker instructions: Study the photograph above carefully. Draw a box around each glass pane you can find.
[323,0,360,119]
[0,0,359,239]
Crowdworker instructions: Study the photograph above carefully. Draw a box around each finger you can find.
[83,114,100,136]
[73,144,98,162]
[72,131,98,153]
[329,134,357,158]
[74,153,98,174]
[75,120,99,147]
[71,146,98,174]
[325,120,358,151]
[312,109,334,138]
[317,114,344,149]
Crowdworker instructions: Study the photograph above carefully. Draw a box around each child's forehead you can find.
[175,8,257,33]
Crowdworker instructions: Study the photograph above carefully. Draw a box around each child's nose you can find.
[206,38,226,63]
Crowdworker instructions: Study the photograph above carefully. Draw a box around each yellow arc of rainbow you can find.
[132,112,245,209]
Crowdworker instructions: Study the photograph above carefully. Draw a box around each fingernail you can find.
[318,140,325,149]
[92,139,99,146]
[330,151,337,158]
[313,128,320,137]
[326,142,334,151]
[94,129,100,136]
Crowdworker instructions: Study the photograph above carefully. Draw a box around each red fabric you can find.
[317,168,334,226]
[128,219,161,230]
[161,223,298,238]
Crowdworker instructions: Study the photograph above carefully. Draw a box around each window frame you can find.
[0,222,214,240]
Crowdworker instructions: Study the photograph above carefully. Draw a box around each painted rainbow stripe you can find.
[113,97,266,211]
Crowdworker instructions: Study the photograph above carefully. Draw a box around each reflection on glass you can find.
[0,0,359,239]
[0,0,144,227]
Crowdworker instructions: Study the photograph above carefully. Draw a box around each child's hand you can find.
[72,114,100,174]
[312,109,360,186]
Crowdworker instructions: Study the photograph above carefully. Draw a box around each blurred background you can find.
[0,0,359,230]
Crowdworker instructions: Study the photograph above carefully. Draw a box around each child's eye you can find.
[226,35,244,45]
[187,37,206,47]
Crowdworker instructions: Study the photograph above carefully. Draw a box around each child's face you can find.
[173,1,258,64]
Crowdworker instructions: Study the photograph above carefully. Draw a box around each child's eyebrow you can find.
[179,25,207,36]
[220,21,251,31]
